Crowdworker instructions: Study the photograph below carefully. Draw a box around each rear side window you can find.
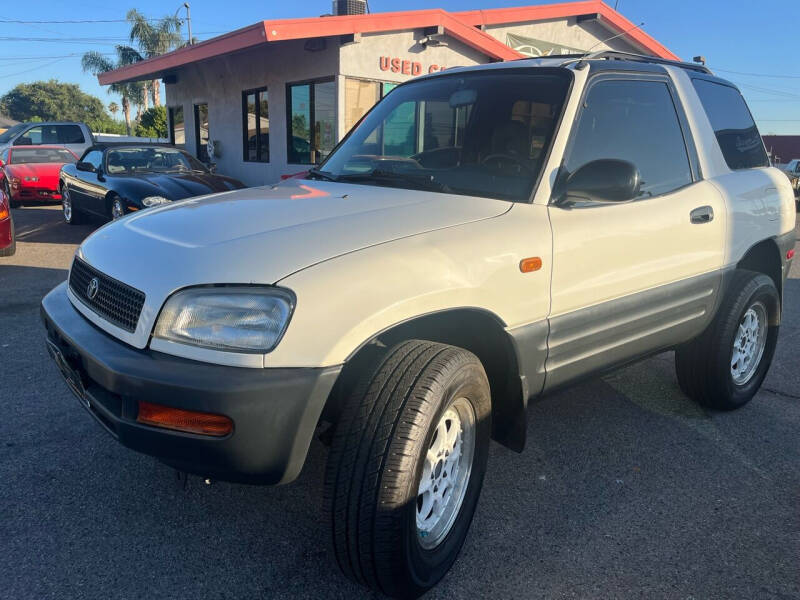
[563,79,692,198]
[692,79,768,170]
[57,125,85,144]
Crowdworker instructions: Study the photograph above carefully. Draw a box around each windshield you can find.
[10,147,76,164]
[314,69,571,201]
[0,123,28,144]
[105,147,207,175]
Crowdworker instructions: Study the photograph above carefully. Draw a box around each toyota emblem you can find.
[87,277,99,300]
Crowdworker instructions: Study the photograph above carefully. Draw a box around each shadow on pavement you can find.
[10,206,97,245]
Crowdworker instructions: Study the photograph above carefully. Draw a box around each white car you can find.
[42,52,796,598]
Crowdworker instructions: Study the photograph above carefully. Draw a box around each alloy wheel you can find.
[730,300,767,385]
[416,396,476,549]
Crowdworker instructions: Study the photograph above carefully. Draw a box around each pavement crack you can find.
[762,386,800,401]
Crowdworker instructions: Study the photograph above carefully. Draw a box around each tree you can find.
[108,102,119,118]
[82,47,144,135]
[0,80,107,123]
[126,9,182,106]
[134,106,167,138]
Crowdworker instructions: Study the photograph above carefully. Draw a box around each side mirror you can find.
[76,161,96,173]
[558,159,641,205]
[15,137,32,146]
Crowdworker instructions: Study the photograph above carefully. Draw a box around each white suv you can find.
[42,52,796,598]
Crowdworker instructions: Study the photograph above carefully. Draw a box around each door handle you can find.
[690,205,714,224]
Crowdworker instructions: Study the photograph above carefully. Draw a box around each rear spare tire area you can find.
[675,269,780,410]
[324,340,491,599]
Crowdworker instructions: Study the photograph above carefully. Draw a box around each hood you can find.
[6,163,64,187]
[75,178,510,348]
[124,171,242,200]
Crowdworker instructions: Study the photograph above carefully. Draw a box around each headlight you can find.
[153,287,295,353]
[142,195,171,207]
[24,176,38,182]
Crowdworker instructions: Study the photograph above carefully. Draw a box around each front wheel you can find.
[109,196,125,220]
[675,270,780,410]
[325,340,491,598]
[62,184,83,225]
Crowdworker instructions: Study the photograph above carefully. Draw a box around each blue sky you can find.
[0,0,797,134]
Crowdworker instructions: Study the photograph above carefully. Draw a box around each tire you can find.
[61,184,83,225]
[675,269,780,410]
[5,181,19,209]
[109,195,125,221]
[325,340,491,599]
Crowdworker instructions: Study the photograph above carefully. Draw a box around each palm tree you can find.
[82,47,144,135]
[108,102,119,118]
[126,9,182,106]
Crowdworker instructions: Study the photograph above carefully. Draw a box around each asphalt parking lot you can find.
[1,205,798,599]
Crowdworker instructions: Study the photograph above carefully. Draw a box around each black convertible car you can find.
[59,144,246,224]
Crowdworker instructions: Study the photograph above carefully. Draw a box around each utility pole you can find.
[184,3,192,45]
[177,3,192,45]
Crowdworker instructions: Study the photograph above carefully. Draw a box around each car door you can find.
[69,149,105,216]
[544,74,727,390]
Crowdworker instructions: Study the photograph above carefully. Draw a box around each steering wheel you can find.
[480,153,533,174]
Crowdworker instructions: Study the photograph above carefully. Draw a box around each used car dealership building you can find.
[98,0,677,186]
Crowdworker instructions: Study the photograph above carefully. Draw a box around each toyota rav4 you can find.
[41,52,796,598]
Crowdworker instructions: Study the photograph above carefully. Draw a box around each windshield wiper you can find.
[335,169,451,193]
[306,167,338,182]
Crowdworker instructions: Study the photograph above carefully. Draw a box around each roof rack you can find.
[560,50,712,74]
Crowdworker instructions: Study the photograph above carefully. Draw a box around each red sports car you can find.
[1,145,78,207]
[0,187,14,256]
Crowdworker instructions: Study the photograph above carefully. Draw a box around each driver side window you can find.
[563,78,693,199]
[82,150,103,171]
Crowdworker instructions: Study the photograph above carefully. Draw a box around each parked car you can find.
[59,144,246,224]
[0,121,168,158]
[41,53,796,599]
[780,158,800,200]
[0,145,78,207]
[0,187,14,256]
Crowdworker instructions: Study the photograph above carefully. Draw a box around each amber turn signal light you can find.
[519,257,543,273]
[137,401,233,437]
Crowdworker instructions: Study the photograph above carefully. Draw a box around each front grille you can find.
[69,257,145,333]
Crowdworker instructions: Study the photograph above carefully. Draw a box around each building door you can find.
[194,103,209,162]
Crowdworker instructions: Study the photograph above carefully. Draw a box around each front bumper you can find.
[13,187,61,202]
[41,281,341,484]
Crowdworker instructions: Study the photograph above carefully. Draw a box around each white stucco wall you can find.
[165,38,339,186]
[483,17,641,55]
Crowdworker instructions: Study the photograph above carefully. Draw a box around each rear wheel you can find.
[325,340,491,598]
[675,270,780,410]
[62,184,83,225]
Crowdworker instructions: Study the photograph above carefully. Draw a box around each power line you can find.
[711,66,800,80]
[0,53,114,60]
[0,57,68,79]
[0,17,169,24]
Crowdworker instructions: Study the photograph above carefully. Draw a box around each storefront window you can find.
[345,79,380,133]
[243,87,269,162]
[382,82,397,97]
[194,103,209,162]
[168,106,185,145]
[287,79,335,164]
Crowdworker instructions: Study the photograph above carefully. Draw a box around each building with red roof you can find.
[97,1,677,185]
